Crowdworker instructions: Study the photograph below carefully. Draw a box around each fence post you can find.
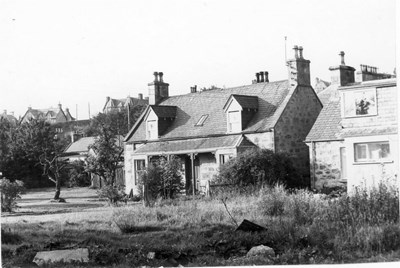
[206,180,210,197]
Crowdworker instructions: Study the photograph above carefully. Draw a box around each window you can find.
[219,154,233,165]
[195,114,208,126]
[134,159,146,185]
[227,111,241,133]
[354,142,390,162]
[147,120,157,139]
[344,89,377,117]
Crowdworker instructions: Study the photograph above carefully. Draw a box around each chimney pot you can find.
[339,51,345,65]
[293,45,299,59]
[138,93,143,100]
[298,46,304,59]
[153,72,159,82]
[264,71,269,82]
[259,71,264,82]
[256,73,260,83]
[159,72,164,82]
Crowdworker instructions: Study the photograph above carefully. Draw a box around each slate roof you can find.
[126,80,293,142]
[342,126,397,138]
[64,135,124,155]
[103,97,148,112]
[231,95,258,110]
[134,135,243,155]
[150,105,177,118]
[64,137,95,154]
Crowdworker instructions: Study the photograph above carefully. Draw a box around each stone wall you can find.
[245,132,274,150]
[274,86,322,180]
[310,140,344,190]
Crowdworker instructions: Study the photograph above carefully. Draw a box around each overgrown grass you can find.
[2,183,400,267]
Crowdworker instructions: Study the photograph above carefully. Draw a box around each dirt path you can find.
[1,187,114,224]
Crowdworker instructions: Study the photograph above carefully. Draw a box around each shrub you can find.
[215,149,302,188]
[0,178,25,212]
[67,160,91,187]
[97,184,126,205]
[139,155,184,201]
[257,184,287,216]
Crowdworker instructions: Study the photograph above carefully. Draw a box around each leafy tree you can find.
[200,85,223,92]
[139,155,184,202]
[85,120,124,187]
[0,178,25,212]
[215,148,304,189]
[0,119,70,198]
[84,105,146,137]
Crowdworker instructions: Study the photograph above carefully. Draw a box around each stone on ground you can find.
[246,245,275,258]
[32,248,89,266]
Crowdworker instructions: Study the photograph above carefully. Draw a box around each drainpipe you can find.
[311,141,317,189]
[190,153,195,197]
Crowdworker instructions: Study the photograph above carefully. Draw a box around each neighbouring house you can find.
[305,51,397,191]
[102,94,148,114]
[124,46,322,196]
[53,119,91,143]
[0,110,18,125]
[63,136,125,188]
[314,78,330,94]
[20,103,75,124]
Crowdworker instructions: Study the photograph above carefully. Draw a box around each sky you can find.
[0,0,397,120]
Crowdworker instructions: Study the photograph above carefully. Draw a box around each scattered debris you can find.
[147,251,156,259]
[235,219,266,232]
[246,245,275,258]
[32,248,89,266]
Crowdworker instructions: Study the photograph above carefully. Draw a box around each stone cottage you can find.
[305,52,397,191]
[124,46,322,195]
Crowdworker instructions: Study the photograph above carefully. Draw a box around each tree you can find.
[85,119,124,187]
[0,119,70,198]
[215,149,303,189]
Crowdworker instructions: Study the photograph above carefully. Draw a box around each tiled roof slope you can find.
[150,105,177,118]
[232,95,258,109]
[305,84,342,142]
[64,137,95,153]
[134,135,243,154]
[126,80,291,142]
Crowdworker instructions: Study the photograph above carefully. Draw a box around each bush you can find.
[67,160,91,187]
[139,155,184,201]
[0,178,25,212]
[257,184,287,216]
[97,184,126,205]
[215,149,302,188]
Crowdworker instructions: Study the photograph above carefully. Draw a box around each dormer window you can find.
[147,120,157,140]
[227,111,241,133]
[343,88,377,117]
[195,114,208,126]
[223,94,258,133]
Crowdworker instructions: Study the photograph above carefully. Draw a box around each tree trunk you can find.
[54,176,61,200]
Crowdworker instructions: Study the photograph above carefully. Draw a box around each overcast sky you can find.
[0,0,396,120]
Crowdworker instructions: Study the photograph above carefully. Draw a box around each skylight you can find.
[195,114,208,126]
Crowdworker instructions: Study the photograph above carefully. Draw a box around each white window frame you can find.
[354,141,390,163]
[342,88,377,118]
[227,110,241,133]
[146,120,158,140]
[134,159,146,185]
[195,114,208,126]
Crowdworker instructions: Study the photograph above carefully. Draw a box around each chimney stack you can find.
[264,71,269,83]
[329,51,355,86]
[287,45,311,87]
[138,93,143,100]
[255,73,260,83]
[259,71,264,82]
[148,71,169,105]
[190,85,197,93]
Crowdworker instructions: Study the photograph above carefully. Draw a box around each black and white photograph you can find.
[0,0,398,267]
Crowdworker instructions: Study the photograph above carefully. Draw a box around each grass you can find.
[1,184,400,267]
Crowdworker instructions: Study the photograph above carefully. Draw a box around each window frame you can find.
[227,110,241,133]
[195,114,209,126]
[343,88,377,118]
[354,141,391,163]
[134,159,146,185]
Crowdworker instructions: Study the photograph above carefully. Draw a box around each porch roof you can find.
[133,135,243,155]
